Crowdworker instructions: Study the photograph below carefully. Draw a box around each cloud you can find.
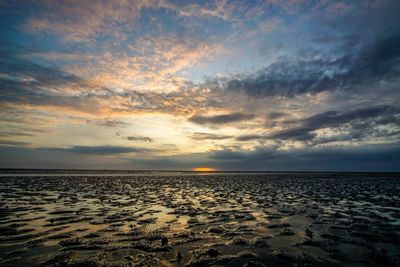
[1,0,400,171]
[235,134,264,141]
[0,43,82,102]
[0,123,46,138]
[178,1,268,21]
[233,105,400,145]
[0,42,95,113]
[190,132,232,140]
[0,140,33,147]
[210,30,400,98]
[0,39,224,117]
[269,105,399,141]
[23,1,175,43]
[208,143,400,171]
[1,142,399,171]
[0,131,35,137]
[88,119,129,128]
[267,112,288,120]
[50,145,146,155]
[189,112,255,125]
[211,146,277,161]
[127,135,153,142]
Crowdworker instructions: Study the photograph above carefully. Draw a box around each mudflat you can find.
[0,172,399,266]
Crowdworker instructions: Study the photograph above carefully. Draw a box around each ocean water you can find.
[0,171,399,266]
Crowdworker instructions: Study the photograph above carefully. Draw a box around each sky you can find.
[0,0,399,171]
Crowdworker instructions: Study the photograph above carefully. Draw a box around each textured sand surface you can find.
[0,173,399,266]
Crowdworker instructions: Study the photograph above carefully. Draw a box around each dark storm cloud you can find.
[235,134,264,141]
[50,145,146,154]
[270,105,398,141]
[233,105,400,144]
[127,136,153,142]
[191,132,232,140]
[270,129,316,141]
[299,106,392,129]
[309,127,400,147]
[189,112,255,125]
[217,31,400,97]
[267,112,287,120]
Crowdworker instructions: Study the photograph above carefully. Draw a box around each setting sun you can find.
[192,167,217,172]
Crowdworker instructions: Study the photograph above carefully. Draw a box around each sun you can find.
[192,167,217,172]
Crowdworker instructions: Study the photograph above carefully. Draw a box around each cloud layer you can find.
[0,0,399,170]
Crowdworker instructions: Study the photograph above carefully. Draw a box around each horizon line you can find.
[0,168,399,174]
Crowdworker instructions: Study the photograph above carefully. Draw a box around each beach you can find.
[0,172,399,266]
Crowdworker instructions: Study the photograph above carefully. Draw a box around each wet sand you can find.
[0,172,399,266]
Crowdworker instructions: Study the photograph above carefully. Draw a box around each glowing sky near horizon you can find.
[0,0,399,171]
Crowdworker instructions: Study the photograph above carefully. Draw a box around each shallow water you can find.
[0,172,399,266]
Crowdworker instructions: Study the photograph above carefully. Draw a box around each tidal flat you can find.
[0,172,399,266]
